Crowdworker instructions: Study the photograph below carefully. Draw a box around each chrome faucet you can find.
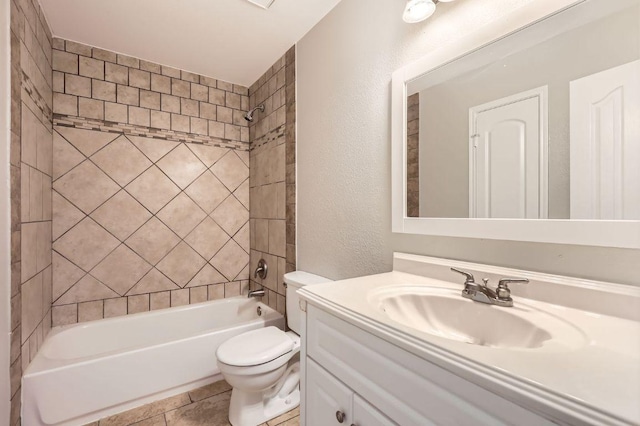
[248,289,265,298]
[450,267,528,307]
[254,259,268,280]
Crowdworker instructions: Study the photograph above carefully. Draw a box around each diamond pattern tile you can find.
[125,166,180,214]
[54,274,119,305]
[184,171,230,213]
[184,217,229,260]
[91,190,152,241]
[53,217,120,271]
[91,245,152,295]
[211,195,248,236]
[157,193,207,238]
[127,135,179,162]
[156,242,206,287]
[53,191,86,241]
[125,217,180,265]
[53,131,85,180]
[211,150,248,192]
[53,160,120,214]
[187,264,226,288]
[56,126,119,157]
[187,144,228,168]
[234,222,250,254]
[210,239,248,281]
[91,135,152,186]
[236,150,249,167]
[52,251,85,302]
[156,144,206,189]
[234,179,249,209]
[127,269,179,296]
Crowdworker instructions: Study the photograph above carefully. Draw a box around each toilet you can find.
[216,271,332,426]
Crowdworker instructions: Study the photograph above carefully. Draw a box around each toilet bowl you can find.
[216,271,332,426]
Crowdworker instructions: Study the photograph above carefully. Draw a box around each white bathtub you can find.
[22,297,284,425]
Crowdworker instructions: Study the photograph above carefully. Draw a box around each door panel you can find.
[469,86,548,219]
[570,60,640,219]
[472,96,542,218]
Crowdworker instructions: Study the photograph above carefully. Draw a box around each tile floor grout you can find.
[88,379,299,426]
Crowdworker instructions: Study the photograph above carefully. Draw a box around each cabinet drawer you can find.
[306,358,353,426]
[306,305,551,426]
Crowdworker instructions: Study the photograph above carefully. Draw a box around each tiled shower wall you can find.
[407,93,419,217]
[51,39,251,325]
[248,47,296,314]
[9,0,54,424]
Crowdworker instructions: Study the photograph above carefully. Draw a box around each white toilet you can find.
[216,271,332,426]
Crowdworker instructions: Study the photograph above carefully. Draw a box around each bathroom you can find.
[1,0,638,425]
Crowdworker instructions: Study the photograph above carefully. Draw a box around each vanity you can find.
[297,254,640,426]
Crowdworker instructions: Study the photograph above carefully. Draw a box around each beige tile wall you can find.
[407,93,419,217]
[248,47,296,315]
[9,0,54,424]
[51,39,249,145]
[51,40,251,326]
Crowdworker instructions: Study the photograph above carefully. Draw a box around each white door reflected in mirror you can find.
[469,87,548,219]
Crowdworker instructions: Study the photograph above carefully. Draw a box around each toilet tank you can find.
[284,271,332,334]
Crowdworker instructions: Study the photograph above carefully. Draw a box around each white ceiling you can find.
[40,0,342,87]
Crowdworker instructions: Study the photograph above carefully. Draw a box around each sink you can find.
[368,286,586,350]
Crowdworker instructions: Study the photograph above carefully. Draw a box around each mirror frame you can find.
[391,0,640,249]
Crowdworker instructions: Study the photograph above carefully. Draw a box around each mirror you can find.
[405,0,639,220]
[392,0,640,248]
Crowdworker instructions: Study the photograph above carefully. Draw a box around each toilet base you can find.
[228,385,300,426]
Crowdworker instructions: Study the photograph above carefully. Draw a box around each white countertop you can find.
[299,263,640,426]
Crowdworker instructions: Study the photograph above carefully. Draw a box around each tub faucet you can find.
[248,289,265,298]
[450,267,528,307]
[254,259,268,279]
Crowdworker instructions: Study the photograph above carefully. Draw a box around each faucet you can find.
[254,259,268,280]
[450,267,528,307]
[248,289,265,298]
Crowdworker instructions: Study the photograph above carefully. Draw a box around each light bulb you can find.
[403,0,436,23]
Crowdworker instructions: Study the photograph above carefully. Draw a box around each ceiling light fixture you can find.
[403,0,455,24]
[246,0,276,10]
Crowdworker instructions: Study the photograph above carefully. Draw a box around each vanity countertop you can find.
[298,256,640,426]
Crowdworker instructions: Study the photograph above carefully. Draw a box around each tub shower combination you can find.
[22,297,284,426]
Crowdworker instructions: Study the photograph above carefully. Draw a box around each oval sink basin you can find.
[368,286,586,350]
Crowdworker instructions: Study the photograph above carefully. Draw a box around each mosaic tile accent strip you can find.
[54,114,250,152]
[52,126,250,326]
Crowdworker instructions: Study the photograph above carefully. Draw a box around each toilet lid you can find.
[216,326,294,367]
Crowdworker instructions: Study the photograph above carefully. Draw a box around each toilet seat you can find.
[217,327,296,368]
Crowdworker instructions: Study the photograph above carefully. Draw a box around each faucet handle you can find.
[450,267,475,284]
[498,278,529,287]
[496,278,529,301]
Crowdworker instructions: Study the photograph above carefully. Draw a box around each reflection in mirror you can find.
[406,0,639,220]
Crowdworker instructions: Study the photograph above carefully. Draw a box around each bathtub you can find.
[22,297,284,426]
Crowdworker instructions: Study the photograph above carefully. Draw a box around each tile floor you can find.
[87,380,300,426]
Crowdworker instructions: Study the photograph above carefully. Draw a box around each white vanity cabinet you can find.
[301,304,553,426]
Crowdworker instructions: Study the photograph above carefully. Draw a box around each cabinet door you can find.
[306,358,353,426]
[352,395,397,426]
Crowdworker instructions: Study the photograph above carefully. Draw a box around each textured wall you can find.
[248,47,296,314]
[9,0,54,423]
[51,39,250,325]
[296,0,639,286]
